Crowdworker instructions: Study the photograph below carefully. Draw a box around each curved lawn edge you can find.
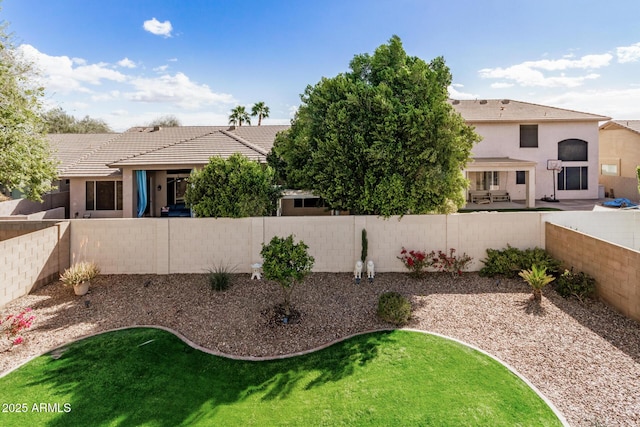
[2,325,569,426]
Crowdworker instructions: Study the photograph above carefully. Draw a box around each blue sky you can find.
[3,0,640,131]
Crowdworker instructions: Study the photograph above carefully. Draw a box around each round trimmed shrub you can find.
[377,292,411,326]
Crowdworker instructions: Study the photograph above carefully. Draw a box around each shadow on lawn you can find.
[16,328,394,427]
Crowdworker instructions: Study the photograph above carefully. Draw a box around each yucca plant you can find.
[518,264,555,303]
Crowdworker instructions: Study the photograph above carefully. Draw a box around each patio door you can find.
[475,171,499,190]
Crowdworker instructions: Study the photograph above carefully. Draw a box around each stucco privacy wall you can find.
[69,213,547,274]
[0,222,70,308]
[546,222,640,322]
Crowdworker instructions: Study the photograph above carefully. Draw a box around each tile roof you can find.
[47,133,121,176]
[52,126,289,177]
[599,120,640,135]
[450,99,610,122]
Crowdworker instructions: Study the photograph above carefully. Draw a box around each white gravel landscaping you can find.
[1,272,638,426]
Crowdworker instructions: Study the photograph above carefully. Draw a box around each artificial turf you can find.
[0,328,562,426]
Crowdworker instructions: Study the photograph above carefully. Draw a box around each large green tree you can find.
[269,36,480,216]
[184,153,280,218]
[0,16,58,200]
[251,101,270,126]
[43,107,113,133]
[228,105,251,127]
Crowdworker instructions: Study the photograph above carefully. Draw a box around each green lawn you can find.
[0,328,562,426]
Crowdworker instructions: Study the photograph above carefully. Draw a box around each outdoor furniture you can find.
[489,190,511,202]
[470,191,491,204]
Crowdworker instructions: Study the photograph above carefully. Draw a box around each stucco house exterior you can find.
[50,126,288,218]
[598,120,640,201]
[451,99,610,207]
[49,99,609,218]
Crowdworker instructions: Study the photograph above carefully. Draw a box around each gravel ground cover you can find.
[1,272,639,426]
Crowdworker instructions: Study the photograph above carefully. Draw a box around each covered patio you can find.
[463,157,537,208]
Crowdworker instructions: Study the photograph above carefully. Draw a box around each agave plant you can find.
[518,264,555,303]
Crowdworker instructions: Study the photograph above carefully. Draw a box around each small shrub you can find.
[519,265,555,303]
[377,292,411,326]
[480,245,560,278]
[60,261,100,286]
[261,235,315,318]
[555,268,595,302]
[207,263,235,291]
[398,247,431,278]
[1,308,35,346]
[431,248,473,277]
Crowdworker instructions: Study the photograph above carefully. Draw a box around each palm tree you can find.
[228,106,251,127]
[251,101,270,126]
[518,264,555,303]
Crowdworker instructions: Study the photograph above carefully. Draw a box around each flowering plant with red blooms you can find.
[431,248,473,277]
[1,308,35,347]
[398,247,432,278]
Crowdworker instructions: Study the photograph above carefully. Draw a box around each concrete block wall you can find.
[0,220,56,242]
[546,222,640,323]
[70,219,163,274]
[68,213,547,275]
[0,222,70,307]
[543,211,640,251]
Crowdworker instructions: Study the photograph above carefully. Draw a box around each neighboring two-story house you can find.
[598,120,640,201]
[451,99,610,208]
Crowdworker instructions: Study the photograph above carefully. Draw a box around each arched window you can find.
[558,139,588,161]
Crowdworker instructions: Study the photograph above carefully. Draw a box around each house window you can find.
[520,125,538,147]
[476,171,499,190]
[516,171,526,184]
[601,164,618,176]
[86,181,123,210]
[558,139,588,161]
[293,197,325,208]
[558,167,588,190]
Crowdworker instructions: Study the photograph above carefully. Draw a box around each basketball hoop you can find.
[543,160,562,202]
[547,159,563,171]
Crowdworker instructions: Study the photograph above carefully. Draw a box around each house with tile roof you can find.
[50,125,288,218]
[451,99,610,207]
[599,120,640,201]
[47,99,609,218]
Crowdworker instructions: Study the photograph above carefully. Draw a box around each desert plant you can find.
[431,248,473,277]
[207,263,235,291]
[518,265,555,303]
[555,268,595,302]
[361,228,368,262]
[377,292,411,326]
[398,247,432,278]
[261,235,315,318]
[480,245,560,278]
[1,308,35,347]
[60,261,100,287]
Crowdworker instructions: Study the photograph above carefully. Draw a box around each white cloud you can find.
[168,58,178,62]
[118,58,136,68]
[153,65,169,72]
[143,18,173,38]
[617,42,640,63]
[17,44,127,94]
[448,85,478,100]
[542,87,640,119]
[125,72,235,109]
[479,53,612,88]
[490,82,515,89]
